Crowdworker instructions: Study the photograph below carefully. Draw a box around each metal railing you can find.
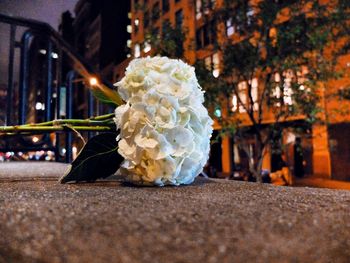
[0,13,116,162]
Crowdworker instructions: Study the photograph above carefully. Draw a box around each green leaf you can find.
[59,132,123,183]
[92,88,119,106]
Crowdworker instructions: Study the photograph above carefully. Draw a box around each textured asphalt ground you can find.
[0,162,350,263]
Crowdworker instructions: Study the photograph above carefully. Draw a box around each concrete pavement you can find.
[0,162,350,263]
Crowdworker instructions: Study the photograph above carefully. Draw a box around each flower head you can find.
[114,57,213,186]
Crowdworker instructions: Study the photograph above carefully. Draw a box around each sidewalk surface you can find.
[294,176,350,190]
[0,162,350,263]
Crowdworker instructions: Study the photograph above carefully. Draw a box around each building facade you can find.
[73,0,131,77]
[124,0,350,181]
[59,0,132,118]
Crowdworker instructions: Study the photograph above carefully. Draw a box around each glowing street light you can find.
[89,77,98,86]
[35,102,45,110]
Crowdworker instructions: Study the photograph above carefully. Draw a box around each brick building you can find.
[120,0,350,181]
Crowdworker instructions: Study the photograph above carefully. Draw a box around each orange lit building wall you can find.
[127,0,350,180]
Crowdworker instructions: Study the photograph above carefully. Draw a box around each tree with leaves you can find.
[196,0,350,182]
[146,20,186,58]
[140,0,349,182]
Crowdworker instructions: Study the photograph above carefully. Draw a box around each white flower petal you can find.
[115,56,213,186]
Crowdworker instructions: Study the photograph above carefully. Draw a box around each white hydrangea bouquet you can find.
[114,57,213,185]
[0,57,213,186]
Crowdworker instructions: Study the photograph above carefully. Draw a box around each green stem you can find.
[19,113,115,127]
[95,84,123,106]
[0,113,116,136]
[90,113,115,120]
[0,125,113,134]
[22,119,112,127]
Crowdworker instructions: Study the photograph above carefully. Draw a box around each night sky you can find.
[0,0,77,29]
[0,0,77,83]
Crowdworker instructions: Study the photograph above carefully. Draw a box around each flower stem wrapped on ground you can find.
[0,57,213,186]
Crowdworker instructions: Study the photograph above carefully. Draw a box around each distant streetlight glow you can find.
[89,77,98,86]
[32,136,39,143]
[39,49,58,59]
[214,108,221,117]
[72,146,78,159]
[35,102,44,110]
[52,52,58,59]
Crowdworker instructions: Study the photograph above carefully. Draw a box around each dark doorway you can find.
[329,123,350,181]
[208,130,222,175]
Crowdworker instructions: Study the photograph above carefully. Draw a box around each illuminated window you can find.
[212,53,220,78]
[134,43,140,57]
[283,70,293,105]
[232,81,247,113]
[273,71,297,106]
[127,25,132,33]
[233,144,240,164]
[196,0,202,20]
[283,82,293,105]
[204,53,220,78]
[134,18,139,33]
[232,95,238,112]
[250,78,258,111]
[204,56,211,70]
[273,86,281,107]
[143,41,151,53]
[226,18,234,36]
[232,79,259,112]
[238,81,247,113]
[247,6,254,25]
[297,66,309,91]
[274,72,281,82]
